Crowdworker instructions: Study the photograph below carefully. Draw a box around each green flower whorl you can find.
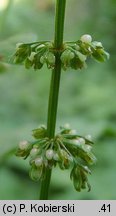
[13,34,109,72]
[16,124,96,192]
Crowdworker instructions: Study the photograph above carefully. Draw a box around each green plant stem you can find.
[39,0,66,200]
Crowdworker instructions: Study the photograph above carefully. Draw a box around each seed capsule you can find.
[72,139,81,146]
[46,149,54,160]
[19,140,29,150]
[81,34,92,43]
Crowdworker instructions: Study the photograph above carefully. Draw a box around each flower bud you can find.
[85,134,92,141]
[63,123,70,129]
[46,149,54,160]
[82,144,92,152]
[19,140,29,150]
[81,34,92,43]
[69,129,77,135]
[60,149,68,159]
[53,152,59,161]
[35,157,43,167]
[47,52,55,65]
[72,139,81,146]
[86,145,92,151]
[69,52,75,59]
[30,148,39,157]
[78,138,85,145]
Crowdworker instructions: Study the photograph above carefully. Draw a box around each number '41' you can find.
[101,204,111,212]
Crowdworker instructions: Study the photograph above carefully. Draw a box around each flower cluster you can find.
[13,34,109,72]
[13,41,55,70]
[16,124,96,192]
[61,34,109,71]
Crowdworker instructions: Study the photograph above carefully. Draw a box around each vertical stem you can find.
[39,0,66,200]
[54,0,66,49]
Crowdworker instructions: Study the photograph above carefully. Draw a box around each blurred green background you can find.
[0,0,116,200]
